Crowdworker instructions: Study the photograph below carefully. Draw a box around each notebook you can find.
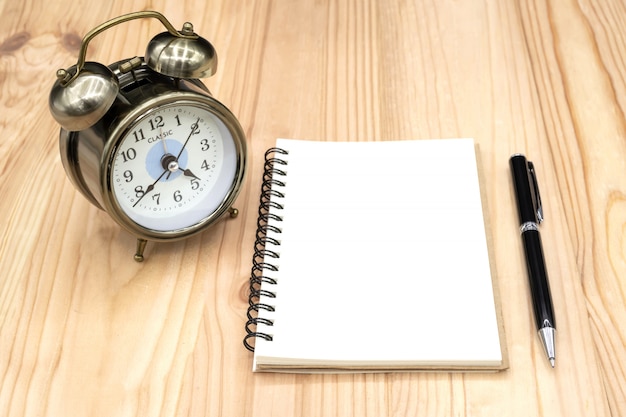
[244,138,507,373]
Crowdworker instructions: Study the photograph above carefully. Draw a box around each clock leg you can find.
[228,207,239,218]
[134,238,148,262]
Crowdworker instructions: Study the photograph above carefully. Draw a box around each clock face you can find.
[109,101,240,233]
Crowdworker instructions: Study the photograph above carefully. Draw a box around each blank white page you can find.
[252,138,505,372]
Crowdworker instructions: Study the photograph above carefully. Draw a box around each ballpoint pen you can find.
[509,154,557,368]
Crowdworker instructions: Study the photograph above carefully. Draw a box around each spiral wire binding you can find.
[244,147,289,351]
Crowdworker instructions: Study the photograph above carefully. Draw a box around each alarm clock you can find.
[49,11,246,261]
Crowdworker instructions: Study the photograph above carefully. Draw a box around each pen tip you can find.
[549,358,555,368]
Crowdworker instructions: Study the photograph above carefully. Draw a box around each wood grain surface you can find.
[1,0,625,416]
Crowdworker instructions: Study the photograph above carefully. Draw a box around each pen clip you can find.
[527,161,544,223]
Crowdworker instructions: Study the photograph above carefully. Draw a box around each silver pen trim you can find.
[520,221,539,233]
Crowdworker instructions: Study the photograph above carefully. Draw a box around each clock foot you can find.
[134,238,148,262]
[228,207,239,218]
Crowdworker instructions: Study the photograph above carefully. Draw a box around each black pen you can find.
[509,154,556,368]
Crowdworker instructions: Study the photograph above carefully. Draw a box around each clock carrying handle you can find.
[57,10,197,86]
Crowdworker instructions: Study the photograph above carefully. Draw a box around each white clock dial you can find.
[110,102,238,232]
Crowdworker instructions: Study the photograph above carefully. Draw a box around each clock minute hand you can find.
[160,128,169,154]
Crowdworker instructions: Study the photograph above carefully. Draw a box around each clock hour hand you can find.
[179,167,200,180]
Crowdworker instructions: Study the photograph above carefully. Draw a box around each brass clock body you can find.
[50,12,246,261]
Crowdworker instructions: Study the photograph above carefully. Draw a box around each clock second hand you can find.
[167,117,200,180]
[133,168,168,207]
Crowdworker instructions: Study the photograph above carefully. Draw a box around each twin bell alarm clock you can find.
[49,11,247,261]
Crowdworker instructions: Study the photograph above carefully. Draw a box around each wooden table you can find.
[1,0,625,415]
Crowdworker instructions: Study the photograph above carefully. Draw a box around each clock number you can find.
[134,185,145,198]
[173,190,183,202]
[201,160,212,171]
[200,139,210,151]
[123,170,133,182]
[152,193,161,205]
[149,116,164,131]
[174,115,182,126]
[190,178,200,190]
[121,148,137,162]
[132,129,145,142]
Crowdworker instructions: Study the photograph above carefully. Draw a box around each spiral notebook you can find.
[244,138,507,373]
